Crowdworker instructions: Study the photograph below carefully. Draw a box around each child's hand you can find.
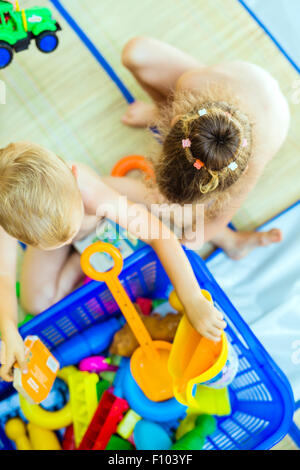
[0,321,27,382]
[185,294,227,342]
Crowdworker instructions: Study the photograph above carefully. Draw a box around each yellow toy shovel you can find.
[81,242,173,402]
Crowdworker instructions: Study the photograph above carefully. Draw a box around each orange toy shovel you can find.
[80,242,173,402]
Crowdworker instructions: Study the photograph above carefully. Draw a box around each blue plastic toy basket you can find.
[0,246,294,450]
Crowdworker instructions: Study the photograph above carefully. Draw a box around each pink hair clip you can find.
[242,139,248,148]
[193,159,205,170]
[182,138,191,149]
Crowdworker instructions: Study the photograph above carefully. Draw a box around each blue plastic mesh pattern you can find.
[0,246,294,450]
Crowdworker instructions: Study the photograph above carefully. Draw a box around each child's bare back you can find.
[179,61,290,163]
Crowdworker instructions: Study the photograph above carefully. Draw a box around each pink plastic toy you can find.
[128,433,136,447]
[79,356,118,373]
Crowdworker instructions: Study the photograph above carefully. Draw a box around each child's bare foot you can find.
[121,101,158,128]
[224,229,282,260]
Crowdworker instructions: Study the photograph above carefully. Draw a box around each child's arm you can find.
[91,181,226,341]
[0,228,27,381]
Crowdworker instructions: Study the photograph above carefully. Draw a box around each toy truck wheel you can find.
[0,42,13,69]
[35,31,59,53]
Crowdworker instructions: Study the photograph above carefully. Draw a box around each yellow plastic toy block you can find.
[187,386,231,416]
[117,409,141,439]
[58,365,77,383]
[69,370,99,446]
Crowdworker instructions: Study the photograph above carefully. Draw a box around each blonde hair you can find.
[0,142,82,248]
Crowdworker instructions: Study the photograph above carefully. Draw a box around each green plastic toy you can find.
[0,0,61,69]
[175,413,198,440]
[171,414,217,450]
[96,379,111,402]
[16,281,20,298]
[105,435,134,451]
[99,371,117,384]
[151,299,166,309]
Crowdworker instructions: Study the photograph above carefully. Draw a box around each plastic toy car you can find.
[0,1,61,69]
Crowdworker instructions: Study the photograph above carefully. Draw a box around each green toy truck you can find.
[0,1,61,68]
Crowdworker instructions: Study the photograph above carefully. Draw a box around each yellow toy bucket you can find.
[168,291,237,414]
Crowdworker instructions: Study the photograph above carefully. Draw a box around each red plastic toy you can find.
[62,425,76,450]
[78,390,129,450]
[136,297,152,316]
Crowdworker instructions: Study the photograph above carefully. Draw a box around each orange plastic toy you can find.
[13,336,59,405]
[80,242,173,402]
[111,155,154,179]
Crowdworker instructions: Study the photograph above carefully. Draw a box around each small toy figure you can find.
[0,1,61,68]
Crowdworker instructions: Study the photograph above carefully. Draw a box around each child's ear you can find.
[71,164,78,179]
